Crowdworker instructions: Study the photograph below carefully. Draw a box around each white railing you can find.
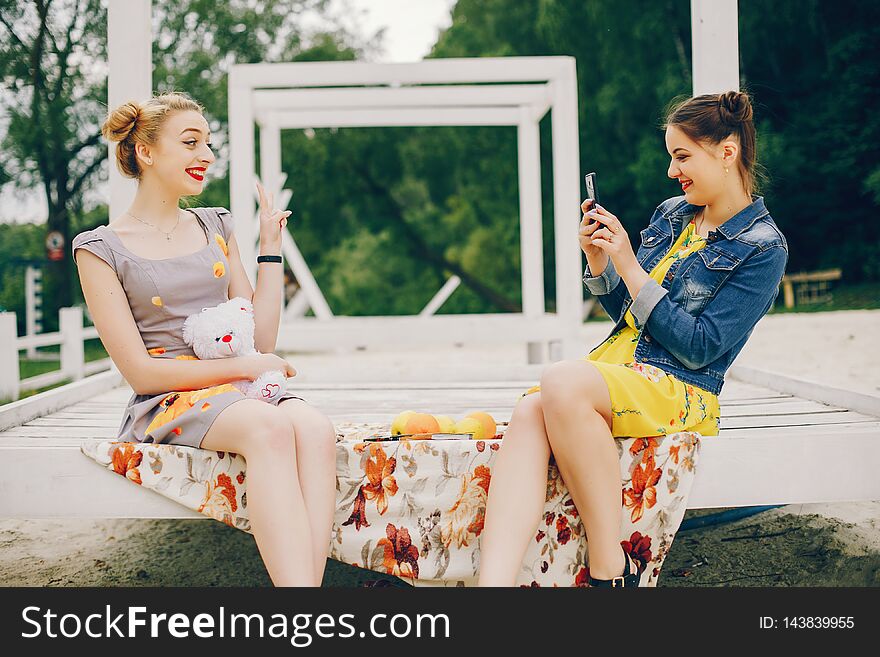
[0,306,115,403]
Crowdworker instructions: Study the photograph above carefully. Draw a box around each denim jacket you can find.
[583,195,788,395]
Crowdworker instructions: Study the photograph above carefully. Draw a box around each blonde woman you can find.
[72,92,336,586]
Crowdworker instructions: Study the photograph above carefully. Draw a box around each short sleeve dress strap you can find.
[187,206,233,245]
[71,227,117,274]
[214,207,234,243]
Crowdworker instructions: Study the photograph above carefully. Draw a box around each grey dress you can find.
[71,206,303,449]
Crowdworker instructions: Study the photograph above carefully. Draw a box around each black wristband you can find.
[257,255,283,264]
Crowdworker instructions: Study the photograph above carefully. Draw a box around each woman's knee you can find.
[513,392,545,425]
[238,402,296,455]
[540,360,604,408]
[539,361,613,430]
[278,401,337,461]
[505,393,550,448]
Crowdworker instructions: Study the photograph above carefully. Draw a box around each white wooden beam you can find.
[258,120,283,203]
[275,314,569,351]
[518,110,546,363]
[2,424,878,518]
[691,0,740,95]
[0,369,122,432]
[280,230,334,320]
[107,0,151,219]
[419,276,462,316]
[283,290,311,319]
[548,64,584,360]
[258,124,334,321]
[253,85,550,112]
[262,107,522,129]
[228,68,258,286]
[232,57,573,89]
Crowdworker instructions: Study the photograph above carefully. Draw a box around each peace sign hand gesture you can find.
[256,180,292,249]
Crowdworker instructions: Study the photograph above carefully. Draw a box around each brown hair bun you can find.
[718,90,753,127]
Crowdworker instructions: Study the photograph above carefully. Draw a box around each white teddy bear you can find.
[182,296,288,405]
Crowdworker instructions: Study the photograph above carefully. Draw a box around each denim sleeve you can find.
[644,245,789,370]
[583,257,628,321]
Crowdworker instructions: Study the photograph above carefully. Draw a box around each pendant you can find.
[166,234,172,241]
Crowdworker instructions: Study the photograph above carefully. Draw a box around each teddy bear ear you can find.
[233,296,254,313]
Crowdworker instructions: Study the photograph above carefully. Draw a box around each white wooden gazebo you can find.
[231,57,582,360]
[107,0,741,360]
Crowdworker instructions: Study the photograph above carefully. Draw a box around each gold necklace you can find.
[694,210,708,239]
[126,210,181,241]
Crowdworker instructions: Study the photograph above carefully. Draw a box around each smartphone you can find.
[584,172,600,222]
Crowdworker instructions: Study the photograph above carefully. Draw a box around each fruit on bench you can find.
[404,413,441,439]
[391,410,417,436]
[454,417,484,439]
[434,415,456,434]
[466,411,497,439]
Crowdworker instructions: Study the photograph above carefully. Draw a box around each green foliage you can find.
[2,0,878,330]
[0,0,109,319]
[0,223,46,333]
[738,0,880,281]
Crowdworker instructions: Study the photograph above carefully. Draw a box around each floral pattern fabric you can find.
[81,420,701,587]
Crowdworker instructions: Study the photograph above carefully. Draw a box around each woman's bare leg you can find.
[200,398,315,586]
[478,393,552,586]
[277,399,337,585]
[539,361,626,580]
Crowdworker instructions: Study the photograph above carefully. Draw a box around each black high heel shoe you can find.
[588,548,641,588]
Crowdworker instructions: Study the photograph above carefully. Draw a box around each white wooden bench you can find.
[1,364,878,520]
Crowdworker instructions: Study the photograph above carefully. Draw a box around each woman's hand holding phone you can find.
[580,197,608,262]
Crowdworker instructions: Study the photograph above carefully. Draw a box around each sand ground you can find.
[1,309,878,587]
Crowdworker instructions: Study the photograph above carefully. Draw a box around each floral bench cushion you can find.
[80,423,701,587]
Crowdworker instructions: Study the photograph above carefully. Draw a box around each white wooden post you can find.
[518,107,546,364]
[258,119,286,334]
[549,59,584,360]
[261,115,334,321]
[107,0,152,220]
[229,67,258,288]
[0,313,19,402]
[25,265,42,359]
[691,0,740,95]
[59,307,85,383]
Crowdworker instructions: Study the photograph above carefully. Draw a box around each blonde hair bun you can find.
[101,101,141,143]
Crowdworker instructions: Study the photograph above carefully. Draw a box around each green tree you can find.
[423,0,880,289]
[0,0,370,327]
[0,0,108,328]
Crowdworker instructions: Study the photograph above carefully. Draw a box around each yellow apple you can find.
[434,415,456,434]
[466,412,497,439]
[391,410,417,436]
[454,417,484,440]
[404,413,441,440]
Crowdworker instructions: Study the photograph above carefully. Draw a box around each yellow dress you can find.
[523,218,721,438]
